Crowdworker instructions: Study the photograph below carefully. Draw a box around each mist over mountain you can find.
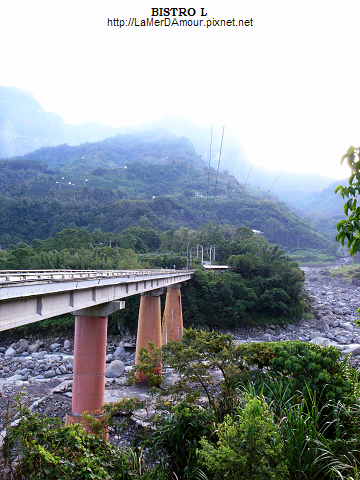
[0,87,122,158]
[13,130,204,171]
[0,86,342,219]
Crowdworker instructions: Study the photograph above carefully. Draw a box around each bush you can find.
[199,395,288,480]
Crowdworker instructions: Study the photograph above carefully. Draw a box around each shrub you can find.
[199,395,288,480]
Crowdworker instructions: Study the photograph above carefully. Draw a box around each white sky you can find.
[1,0,359,179]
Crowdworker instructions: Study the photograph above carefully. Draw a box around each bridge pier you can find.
[135,286,184,384]
[162,285,183,345]
[65,301,124,434]
[135,290,163,384]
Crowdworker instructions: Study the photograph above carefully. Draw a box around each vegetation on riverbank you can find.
[2,330,360,480]
[0,223,309,341]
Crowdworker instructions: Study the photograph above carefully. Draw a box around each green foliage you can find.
[237,340,353,403]
[148,402,212,479]
[127,342,163,387]
[199,395,288,480]
[4,332,360,480]
[2,401,140,479]
[162,329,242,421]
[0,155,333,252]
[335,146,360,255]
[182,242,307,329]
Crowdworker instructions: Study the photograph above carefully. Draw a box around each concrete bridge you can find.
[0,269,194,429]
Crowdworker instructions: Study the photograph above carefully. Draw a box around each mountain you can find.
[0,87,122,158]
[0,143,333,253]
[13,130,204,170]
[0,85,344,239]
[129,116,252,181]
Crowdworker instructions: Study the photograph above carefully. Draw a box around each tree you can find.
[335,146,360,255]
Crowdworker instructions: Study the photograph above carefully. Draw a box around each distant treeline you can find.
[0,225,308,334]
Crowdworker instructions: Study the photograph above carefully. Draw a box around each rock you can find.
[106,354,114,363]
[5,347,16,356]
[63,340,71,350]
[105,360,125,378]
[342,344,360,355]
[50,343,61,351]
[162,369,176,388]
[114,345,125,357]
[47,355,62,362]
[309,337,338,347]
[31,352,45,359]
[4,374,23,382]
[342,323,354,332]
[52,380,73,393]
[18,339,29,352]
[28,342,41,353]
[59,365,68,374]
[44,370,56,378]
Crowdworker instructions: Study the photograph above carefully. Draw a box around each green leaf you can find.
[340,153,348,165]
[334,185,343,194]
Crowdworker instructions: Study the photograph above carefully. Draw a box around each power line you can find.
[238,164,253,201]
[266,171,283,198]
[206,125,213,203]
[210,125,225,219]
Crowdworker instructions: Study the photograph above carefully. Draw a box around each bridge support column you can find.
[65,301,124,435]
[135,290,163,385]
[162,285,183,345]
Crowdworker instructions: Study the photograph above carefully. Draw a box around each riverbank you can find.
[1,260,360,442]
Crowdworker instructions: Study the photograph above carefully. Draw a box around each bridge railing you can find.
[0,269,193,284]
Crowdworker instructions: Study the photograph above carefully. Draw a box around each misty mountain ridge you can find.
[0,86,344,217]
[0,87,122,158]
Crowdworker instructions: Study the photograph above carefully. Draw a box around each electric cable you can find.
[206,125,213,203]
[238,164,253,201]
[266,171,283,198]
[210,124,225,219]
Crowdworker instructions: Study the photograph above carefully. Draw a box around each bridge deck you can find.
[0,269,194,331]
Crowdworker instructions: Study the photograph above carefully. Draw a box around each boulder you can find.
[114,345,125,357]
[5,347,16,356]
[105,360,125,378]
[18,339,29,352]
[342,344,360,355]
[309,337,338,347]
[31,352,45,359]
[28,342,41,353]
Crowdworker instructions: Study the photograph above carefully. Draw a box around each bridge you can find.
[0,269,194,430]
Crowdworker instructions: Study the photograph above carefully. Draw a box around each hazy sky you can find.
[1,0,359,179]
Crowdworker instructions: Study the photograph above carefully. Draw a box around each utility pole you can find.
[201,245,204,265]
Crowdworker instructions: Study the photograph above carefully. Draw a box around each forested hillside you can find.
[0,155,332,252]
[17,131,204,170]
